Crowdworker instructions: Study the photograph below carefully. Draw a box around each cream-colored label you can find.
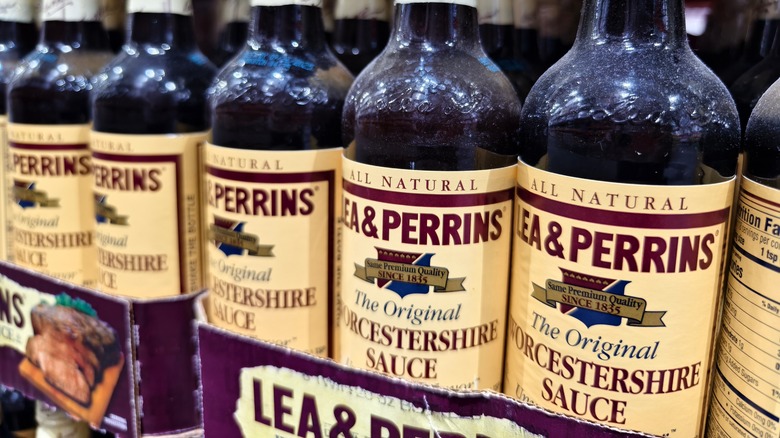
[338,159,515,390]
[0,0,35,22]
[397,0,476,6]
[235,365,543,437]
[478,0,512,25]
[41,0,100,21]
[707,177,780,437]
[322,0,334,31]
[335,0,388,20]
[504,161,735,437]
[204,145,341,356]
[513,0,537,29]
[91,131,205,299]
[127,0,192,14]
[8,124,97,287]
[0,116,10,262]
[222,0,250,24]
[249,0,322,7]
[0,273,56,353]
[100,0,126,30]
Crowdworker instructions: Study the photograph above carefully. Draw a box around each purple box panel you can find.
[133,292,204,435]
[198,324,654,438]
[0,261,137,437]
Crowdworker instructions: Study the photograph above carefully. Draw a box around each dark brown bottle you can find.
[101,0,127,52]
[7,0,112,286]
[207,0,352,355]
[536,0,579,67]
[0,389,36,437]
[512,0,544,77]
[478,0,536,100]
[332,0,390,75]
[211,0,249,67]
[340,0,521,390]
[743,74,780,187]
[695,0,752,77]
[504,0,739,434]
[720,0,776,87]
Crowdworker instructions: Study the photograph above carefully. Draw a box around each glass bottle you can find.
[332,0,390,75]
[731,2,780,134]
[0,389,36,438]
[0,0,37,263]
[503,0,739,434]
[206,0,353,356]
[705,73,780,438]
[7,0,112,287]
[512,0,543,78]
[212,0,249,67]
[101,0,127,52]
[91,0,216,298]
[720,0,775,87]
[478,0,536,100]
[340,0,522,390]
[695,0,752,77]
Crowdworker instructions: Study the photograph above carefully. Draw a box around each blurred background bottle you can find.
[212,0,249,67]
[332,0,390,75]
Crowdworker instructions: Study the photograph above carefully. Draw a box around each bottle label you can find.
[0,0,35,22]
[127,0,192,14]
[222,0,250,24]
[513,0,537,29]
[396,0,477,6]
[41,0,100,21]
[249,0,323,7]
[504,160,735,436]
[204,144,341,356]
[8,123,97,287]
[477,0,513,25]
[91,131,205,298]
[0,116,11,262]
[338,158,515,390]
[335,0,388,21]
[706,177,780,437]
[101,0,126,30]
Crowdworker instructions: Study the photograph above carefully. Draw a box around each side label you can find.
[9,123,97,287]
[91,131,205,298]
[0,115,11,262]
[504,160,735,437]
[707,177,780,438]
[204,144,341,356]
[339,158,515,391]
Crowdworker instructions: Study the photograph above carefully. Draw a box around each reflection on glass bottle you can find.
[332,0,390,76]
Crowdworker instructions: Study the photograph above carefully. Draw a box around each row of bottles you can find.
[2,0,780,438]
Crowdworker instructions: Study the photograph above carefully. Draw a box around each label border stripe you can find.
[734,243,780,275]
[518,187,731,229]
[743,188,780,211]
[343,180,514,207]
[207,166,334,184]
[10,142,88,151]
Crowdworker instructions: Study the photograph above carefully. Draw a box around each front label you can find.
[513,0,537,29]
[504,161,735,437]
[707,177,780,437]
[0,116,11,262]
[204,145,340,356]
[335,0,388,20]
[9,124,97,287]
[0,0,35,22]
[478,0,513,25]
[91,131,205,298]
[41,0,100,21]
[127,0,192,14]
[339,159,515,390]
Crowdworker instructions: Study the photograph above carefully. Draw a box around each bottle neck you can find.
[41,20,109,50]
[574,0,687,49]
[0,21,37,53]
[128,12,198,49]
[389,1,481,50]
[249,5,327,51]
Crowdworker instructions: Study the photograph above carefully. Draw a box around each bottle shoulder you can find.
[522,46,739,134]
[9,47,113,93]
[92,48,217,102]
[209,47,354,111]
[346,46,522,123]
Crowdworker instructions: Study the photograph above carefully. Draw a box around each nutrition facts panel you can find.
[708,178,780,438]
